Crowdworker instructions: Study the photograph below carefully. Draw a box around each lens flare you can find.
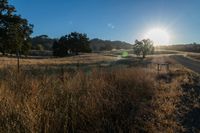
[144,28,170,45]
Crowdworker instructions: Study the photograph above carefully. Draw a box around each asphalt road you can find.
[171,55,200,74]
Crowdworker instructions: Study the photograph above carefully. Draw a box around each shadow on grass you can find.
[0,57,152,78]
[178,82,200,133]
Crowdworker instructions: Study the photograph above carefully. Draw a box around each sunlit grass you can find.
[0,62,198,132]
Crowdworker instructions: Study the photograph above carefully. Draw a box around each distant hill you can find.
[31,35,57,50]
[159,43,200,53]
[90,38,133,51]
[30,36,133,52]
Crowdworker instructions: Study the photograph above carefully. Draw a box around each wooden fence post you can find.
[17,50,20,73]
[166,64,170,71]
[61,66,65,83]
[157,64,160,71]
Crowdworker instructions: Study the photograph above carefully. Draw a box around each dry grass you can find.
[0,53,116,67]
[187,54,200,61]
[145,70,187,132]
[0,67,156,132]
[0,56,199,132]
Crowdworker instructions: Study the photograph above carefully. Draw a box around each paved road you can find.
[171,55,200,74]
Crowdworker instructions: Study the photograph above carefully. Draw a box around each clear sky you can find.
[10,0,200,44]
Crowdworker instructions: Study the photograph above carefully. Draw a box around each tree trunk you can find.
[142,54,145,58]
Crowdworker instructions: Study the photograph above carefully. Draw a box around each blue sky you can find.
[10,0,200,44]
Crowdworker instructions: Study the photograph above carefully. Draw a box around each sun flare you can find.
[144,28,170,45]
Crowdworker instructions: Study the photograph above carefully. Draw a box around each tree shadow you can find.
[178,83,200,133]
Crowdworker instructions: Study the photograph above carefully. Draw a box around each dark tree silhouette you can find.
[67,32,91,54]
[52,41,61,56]
[133,39,154,58]
[0,0,33,55]
[52,32,91,57]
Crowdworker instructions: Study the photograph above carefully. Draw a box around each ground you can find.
[0,50,200,132]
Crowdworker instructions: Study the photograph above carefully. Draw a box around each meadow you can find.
[1,52,200,133]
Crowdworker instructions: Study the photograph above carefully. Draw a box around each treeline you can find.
[30,37,133,52]
[159,43,200,53]
[52,32,91,57]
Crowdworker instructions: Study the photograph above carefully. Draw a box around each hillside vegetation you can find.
[89,39,133,51]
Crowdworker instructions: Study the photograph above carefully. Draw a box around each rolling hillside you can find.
[90,38,133,51]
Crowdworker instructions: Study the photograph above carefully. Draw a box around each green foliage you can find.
[52,40,66,57]
[21,41,31,56]
[0,0,33,55]
[133,39,154,58]
[52,32,92,57]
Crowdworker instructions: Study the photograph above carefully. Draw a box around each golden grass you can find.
[0,67,156,132]
[0,53,116,67]
[0,56,199,132]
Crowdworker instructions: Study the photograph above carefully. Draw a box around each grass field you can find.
[187,54,200,61]
[0,53,116,66]
[0,52,200,132]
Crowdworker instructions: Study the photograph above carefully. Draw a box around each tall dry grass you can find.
[1,64,196,133]
[0,67,155,133]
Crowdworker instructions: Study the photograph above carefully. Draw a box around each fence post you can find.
[17,50,20,73]
[166,64,170,71]
[157,64,160,71]
[61,66,65,83]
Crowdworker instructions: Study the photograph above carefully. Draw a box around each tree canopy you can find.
[52,32,91,57]
[133,39,154,58]
[0,0,33,55]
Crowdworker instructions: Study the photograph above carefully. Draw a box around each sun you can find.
[144,28,170,45]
